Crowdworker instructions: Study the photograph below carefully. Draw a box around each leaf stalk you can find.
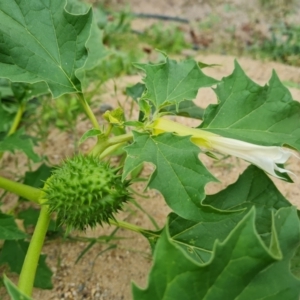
[0,102,26,160]
[108,218,153,235]
[89,132,133,156]
[8,102,26,136]
[77,93,100,130]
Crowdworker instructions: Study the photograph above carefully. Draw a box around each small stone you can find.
[99,103,113,114]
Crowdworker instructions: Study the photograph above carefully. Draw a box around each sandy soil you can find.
[1,1,300,300]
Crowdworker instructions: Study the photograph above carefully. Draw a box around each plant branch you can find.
[108,218,159,237]
[108,132,133,145]
[99,142,127,159]
[18,205,51,296]
[89,132,133,157]
[77,93,100,130]
[0,102,25,160]
[8,102,25,135]
[0,176,41,204]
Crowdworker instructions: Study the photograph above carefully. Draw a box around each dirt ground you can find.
[1,1,300,300]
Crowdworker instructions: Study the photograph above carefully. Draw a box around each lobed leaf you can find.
[200,61,300,150]
[68,0,109,85]
[167,165,292,263]
[0,128,39,162]
[81,20,108,72]
[126,82,146,102]
[133,207,300,300]
[135,56,218,109]
[0,0,93,98]
[10,82,49,103]
[18,207,57,233]
[123,131,217,221]
[0,240,53,289]
[236,208,300,299]
[22,163,53,189]
[0,103,13,132]
[203,165,291,230]
[0,213,27,240]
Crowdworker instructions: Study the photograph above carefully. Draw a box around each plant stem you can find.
[89,132,133,157]
[105,123,113,136]
[77,93,100,130]
[8,102,25,135]
[108,218,154,235]
[0,102,25,160]
[107,132,133,145]
[18,205,51,296]
[0,176,41,204]
[99,142,127,159]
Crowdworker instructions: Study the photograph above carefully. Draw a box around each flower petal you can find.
[203,136,293,179]
[152,118,297,179]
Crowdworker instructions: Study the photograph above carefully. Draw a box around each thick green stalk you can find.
[18,205,50,296]
[77,93,100,130]
[89,132,133,157]
[106,132,133,145]
[99,142,127,159]
[0,176,41,204]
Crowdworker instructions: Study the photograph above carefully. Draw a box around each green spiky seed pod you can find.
[42,155,130,231]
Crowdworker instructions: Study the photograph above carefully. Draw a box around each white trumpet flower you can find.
[152,118,297,179]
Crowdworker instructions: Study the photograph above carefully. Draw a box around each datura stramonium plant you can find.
[152,117,298,179]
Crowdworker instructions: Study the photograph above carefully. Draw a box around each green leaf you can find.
[18,208,57,233]
[161,100,204,119]
[3,275,33,300]
[65,0,89,14]
[204,165,291,236]
[82,19,108,71]
[138,99,152,119]
[135,56,218,109]
[11,82,49,103]
[0,128,39,162]
[167,211,242,263]
[78,128,102,145]
[200,60,300,150]
[0,81,48,135]
[126,83,146,102]
[291,245,300,279]
[0,240,53,289]
[0,0,93,98]
[18,208,40,230]
[0,79,13,99]
[23,163,52,189]
[123,131,217,221]
[69,0,109,84]
[167,165,292,263]
[205,168,291,214]
[133,207,300,299]
[0,213,27,240]
[0,103,13,132]
[237,208,300,299]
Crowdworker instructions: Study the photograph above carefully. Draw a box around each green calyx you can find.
[42,155,130,231]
